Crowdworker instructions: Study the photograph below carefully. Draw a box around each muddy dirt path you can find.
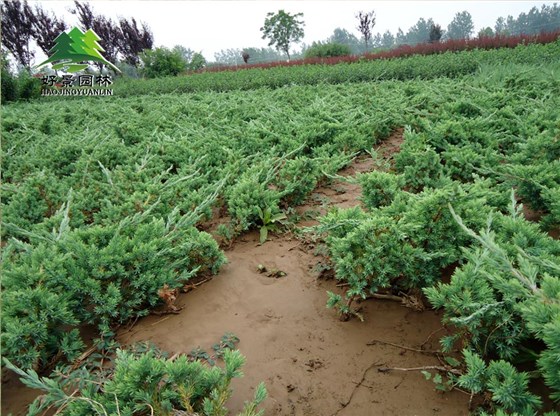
[118,131,469,416]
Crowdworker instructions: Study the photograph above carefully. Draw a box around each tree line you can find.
[217,4,560,65]
[318,4,560,55]
[2,1,559,74]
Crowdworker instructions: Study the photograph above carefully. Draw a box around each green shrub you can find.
[1,66,18,102]
[0,54,40,102]
[140,47,186,78]
[503,161,560,212]
[458,350,542,414]
[359,171,405,209]
[276,157,321,206]
[17,70,42,100]
[186,52,207,72]
[4,347,267,416]
[394,129,444,191]
[425,205,560,408]
[304,41,352,59]
[2,215,225,370]
[543,186,560,226]
[320,181,496,319]
[226,169,280,232]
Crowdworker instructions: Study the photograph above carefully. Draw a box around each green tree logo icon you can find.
[36,27,120,73]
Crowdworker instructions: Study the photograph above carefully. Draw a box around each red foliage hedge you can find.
[201,31,560,74]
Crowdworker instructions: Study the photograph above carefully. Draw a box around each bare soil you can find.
[2,130,470,415]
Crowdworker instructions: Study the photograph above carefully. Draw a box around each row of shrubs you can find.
[110,39,559,98]
[303,41,352,59]
[3,32,559,104]
[1,65,42,102]
[110,50,480,97]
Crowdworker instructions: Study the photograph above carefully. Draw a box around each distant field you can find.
[41,38,560,98]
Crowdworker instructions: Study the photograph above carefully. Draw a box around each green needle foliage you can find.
[312,44,560,410]
[4,346,267,416]
[2,40,560,414]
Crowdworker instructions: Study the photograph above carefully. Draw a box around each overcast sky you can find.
[31,1,554,61]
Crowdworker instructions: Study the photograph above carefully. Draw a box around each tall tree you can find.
[186,52,206,71]
[446,11,475,40]
[356,10,376,50]
[403,17,434,45]
[93,16,121,65]
[371,33,382,49]
[478,27,495,38]
[381,30,395,49]
[494,4,560,36]
[173,45,195,64]
[429,24,443,43]
[31,4,67,56]
[260,10,305,61]
[118,17,153,66]
[494,17,509,35]
[72,1,94,29]
[395,28,406,46]
[329,28,361,53]
[0,0,36,68]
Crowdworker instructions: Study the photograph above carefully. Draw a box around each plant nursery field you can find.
[2,40,560,416]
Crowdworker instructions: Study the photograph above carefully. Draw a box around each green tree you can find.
[244,47,285,64]
[446,11,475,40]
[304,41,351,59]
[140,46,185,78]
[328,27,361,53]
[0,0,35,68]
[31,3,67,56]
[213,48,244,66]
[212,47,286,66]
[186,52,206,71]
[403,17,434,45]
[478,27,495,38]
[1,51,18,102]
[395,28,406,46]
[173,45,195,64]
[381,30,395,49]
[494,16,509,35]
[429,23,443,43]
[260,10,305,61]
[371,33,382,49]
[493,4,560,36]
